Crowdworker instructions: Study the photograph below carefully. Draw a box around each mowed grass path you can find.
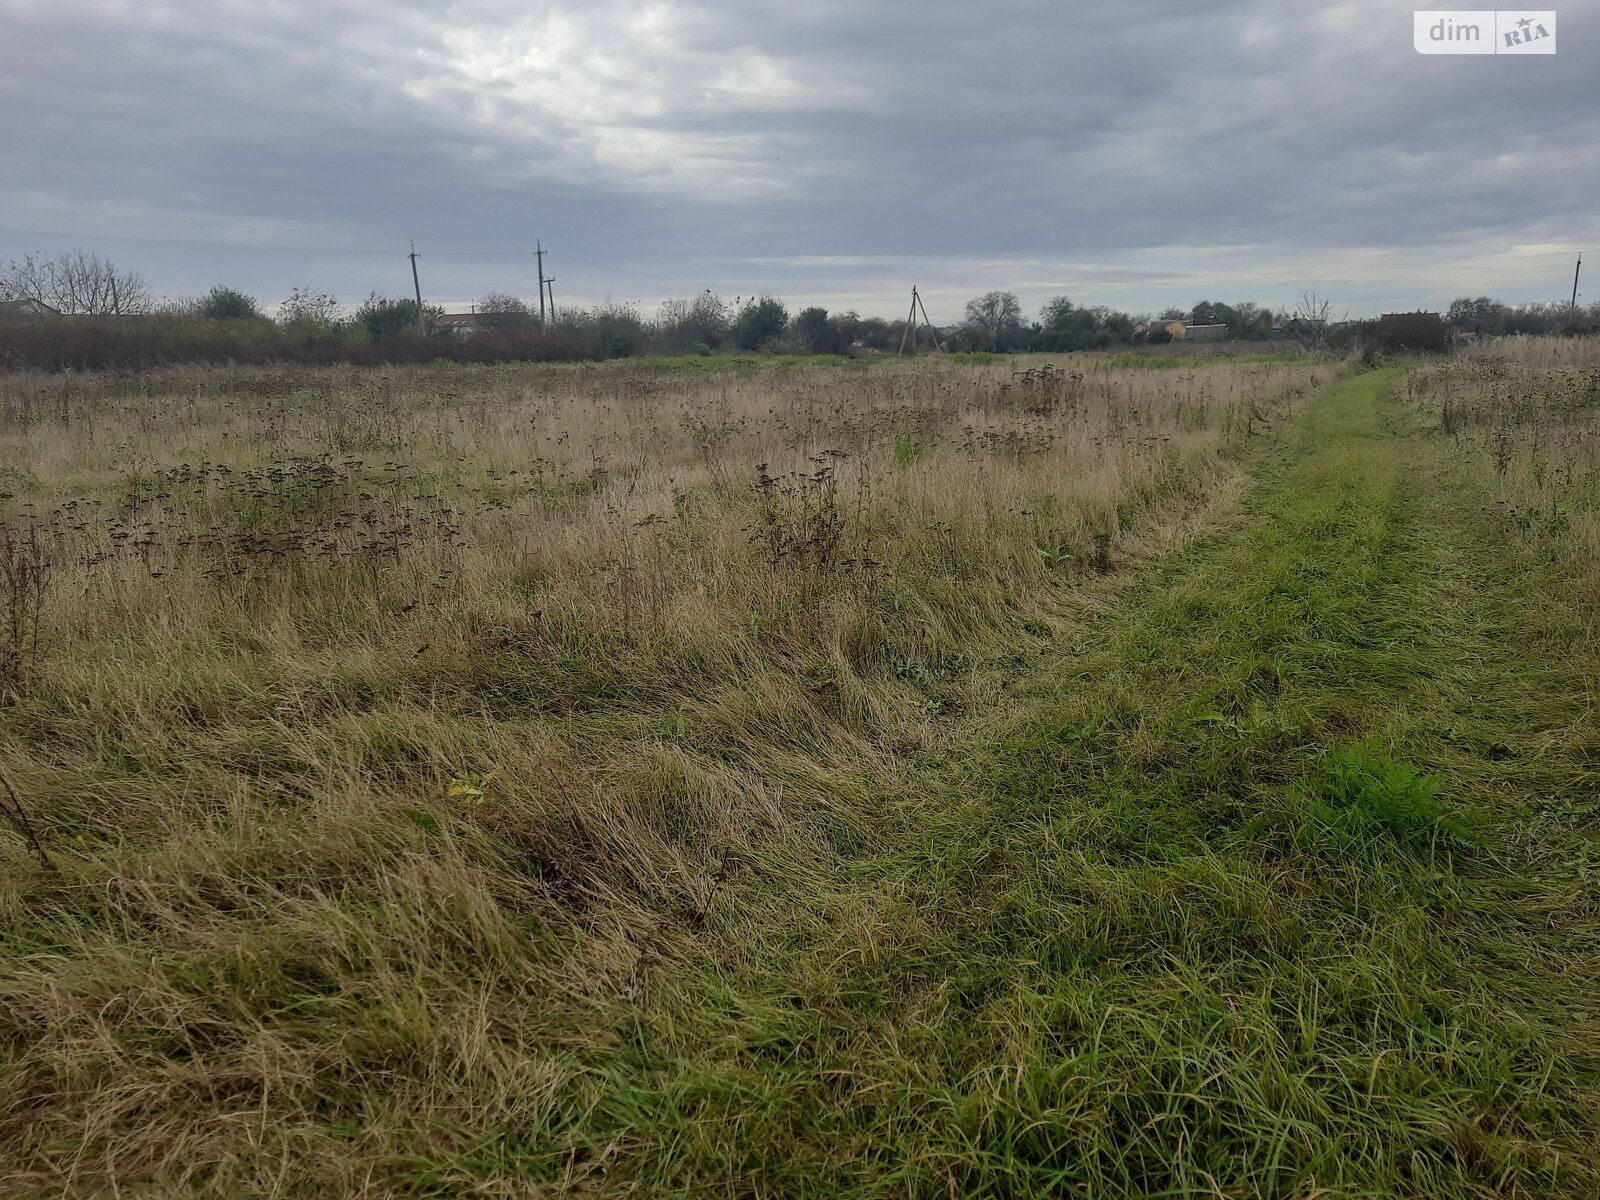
[470,369,1600,1198]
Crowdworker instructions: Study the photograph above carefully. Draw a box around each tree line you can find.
[2,248,1597,369]
[1443,296,1600,338]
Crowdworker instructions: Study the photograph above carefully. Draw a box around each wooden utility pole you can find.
[408,241,426,335]
[536,240,548,327]
[915,286,945,352]
[898,286,943,355]
[898,287,920,355]
[1571,253,1584,318]
[544,277,556,325]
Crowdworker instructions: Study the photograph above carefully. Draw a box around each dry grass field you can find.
[1409,335,1600,576]
[0,354,1336,1194]
[6,344,1600,1197]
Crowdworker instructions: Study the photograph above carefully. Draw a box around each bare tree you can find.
[477,292,530,316]
[654,290,732,352]
[277,286,342,328]
[473,292,534,330]
[1289,290,1342,351]
[0,256,49,307]
[963,290,1024,350]
[0,250,152,315]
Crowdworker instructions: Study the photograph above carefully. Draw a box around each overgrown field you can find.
[2,345,1598,1197]
[1408,335,1600,574]
[0,355,1333,1194]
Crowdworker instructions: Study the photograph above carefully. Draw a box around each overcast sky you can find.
[2,0,1596,320]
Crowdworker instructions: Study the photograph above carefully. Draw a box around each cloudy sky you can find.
[2,0,1596,320]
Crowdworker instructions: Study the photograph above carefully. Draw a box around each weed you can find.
[1293,744,1476,857]
[0,523,52,692]
[750,457,848,568]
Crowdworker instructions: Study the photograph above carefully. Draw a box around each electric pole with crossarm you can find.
[408,240,426,335]
[536,240,548,327]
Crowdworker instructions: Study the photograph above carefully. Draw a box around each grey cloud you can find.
[1,0,1596,318]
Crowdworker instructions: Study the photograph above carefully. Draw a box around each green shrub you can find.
[198,286,264,320]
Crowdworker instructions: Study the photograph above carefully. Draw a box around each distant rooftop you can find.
[0,298,61,317]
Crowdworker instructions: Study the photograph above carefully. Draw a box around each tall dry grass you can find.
[0,354,1332,1194]
[1454,333,1600,370]
[1408,338,1600,574]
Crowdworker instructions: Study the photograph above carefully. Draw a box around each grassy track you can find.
[487,369,1600,1197]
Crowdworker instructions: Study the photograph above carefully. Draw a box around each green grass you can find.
[416,368,1600,1196]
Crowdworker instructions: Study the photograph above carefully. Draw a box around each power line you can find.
[554,247,708,287]
[0,223,721,288]
[0,211,782,304]
[0,224,482,258]
[0,202,396,239]
[0,202,551,249]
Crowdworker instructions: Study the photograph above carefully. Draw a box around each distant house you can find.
[436,313,488,336]
[0,298,61,319]
[436,310,525,337]
[1158,319,1227,341]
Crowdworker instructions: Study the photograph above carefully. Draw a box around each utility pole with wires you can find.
[915,286,944,352]
[897,285,944,355]
[408,240,426,335]
[1571,253,1583,319]
[536,240,548,327]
